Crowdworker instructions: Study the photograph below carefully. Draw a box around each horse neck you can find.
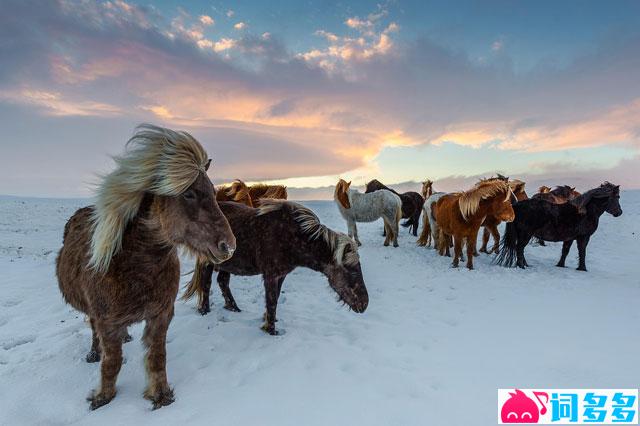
[294,234,333,273]
[126,195,175,257]
[584,195,609,217]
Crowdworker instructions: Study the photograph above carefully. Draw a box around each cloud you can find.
[226,10,234,18]
[199,15,214,26]
[0,0,639,196]
[234,22,246,30]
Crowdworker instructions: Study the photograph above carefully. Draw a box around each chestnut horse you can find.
[216,179,254,207]
[364,179,424,236]
[248,183,288,206]
[478,178,529,254]
[334,179,402,247]
[56,125,235,410]
[183,200,368,335]
[435,180,515,269]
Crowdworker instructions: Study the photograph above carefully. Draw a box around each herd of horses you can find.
[54,125,622,410]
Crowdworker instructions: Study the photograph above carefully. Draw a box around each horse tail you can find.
[181,256,208,306]
[417,210,431,246]
[494,220,517,267]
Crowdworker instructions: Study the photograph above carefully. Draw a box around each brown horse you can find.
[435,180,515,269]
[216,179,254,207]
[478,178,529,254]
[538,185,551,194]
[248,183,288,206]
[56,125,236,410]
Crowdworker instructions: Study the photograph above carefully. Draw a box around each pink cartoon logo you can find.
[501,389,549,423]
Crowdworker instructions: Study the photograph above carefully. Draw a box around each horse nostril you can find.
[218,241,230,254]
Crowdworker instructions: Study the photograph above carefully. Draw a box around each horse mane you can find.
[422,180,433,199]
[248,183,287,200]
[218,179,253,206]
[256,200,359,266]
[509,179,526,193]
[538,185,551,193]
[458,180,511,220]
[90,124,209,272]
[571,182,619,214]
[334,180,351,209]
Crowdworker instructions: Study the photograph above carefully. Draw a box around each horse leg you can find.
[556,240,573,268]
[444,233,452,257]
[86,318,102,363]
[515,233,531,269]
[382,220,391,246]
[88,323,124,410]
[479,227,490,253]
[198,263,215,315]
[490,225,501,254]
[348,219,361,246]
[217,270,241,312]
[411,209,420,236]
[261,275,282,335]
[391,216,400,247]
[142,311,175,409]
[466,231,479,269]
[576,235,590,271]
[452,236,462,268]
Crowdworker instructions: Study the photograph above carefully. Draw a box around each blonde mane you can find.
[89,124,209,273]
[249,183,288,201]
[458,180,511,221]
[217,179,253,206]
[256,200,359,266]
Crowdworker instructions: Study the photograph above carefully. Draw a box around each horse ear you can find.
[205,159,212,171]
[347,181,352,187]
[571,187,575,191]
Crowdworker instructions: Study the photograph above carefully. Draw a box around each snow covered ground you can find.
[0,192,638,425]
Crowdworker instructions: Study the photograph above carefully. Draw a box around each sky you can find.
[1,0,639,198]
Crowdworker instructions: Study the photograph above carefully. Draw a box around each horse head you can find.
[334,179,352,209]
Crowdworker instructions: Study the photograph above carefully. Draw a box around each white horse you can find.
[417,192,446,248]
[334,179,402,247]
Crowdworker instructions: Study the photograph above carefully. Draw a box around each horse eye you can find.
[183,190,196,201]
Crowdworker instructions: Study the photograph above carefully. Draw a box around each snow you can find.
[1,193,638,425]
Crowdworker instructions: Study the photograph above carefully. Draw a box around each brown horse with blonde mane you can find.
[248,183,288,206]
[56,125,235,410]
[216,179,254,207]
[435,179,515,269]
[478,177,529,254]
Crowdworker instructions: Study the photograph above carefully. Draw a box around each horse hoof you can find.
[197,305,211,315]
[144,387,175,410]
[87,390,116,410]
[556,263,565,268]
[479,248,487,254]
[261,324,278,335]
[576,267,587,272]
[224,304,241,312]
[383,242,389,247]
[85,351,101,363]
[393,243,399,247]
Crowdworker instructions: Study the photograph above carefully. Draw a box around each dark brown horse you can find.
[365,179,424,236]
[248,183,288,206]
[531,185,581,246]
[183,200,369,335]
[56,125,236,410]
[496,182,622,271]
[478,178,529,254]
[435,180,514,269]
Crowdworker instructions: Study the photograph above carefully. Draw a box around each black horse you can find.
[495,182,622,271]
[365,179,424,236]
[183,200,369,335]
